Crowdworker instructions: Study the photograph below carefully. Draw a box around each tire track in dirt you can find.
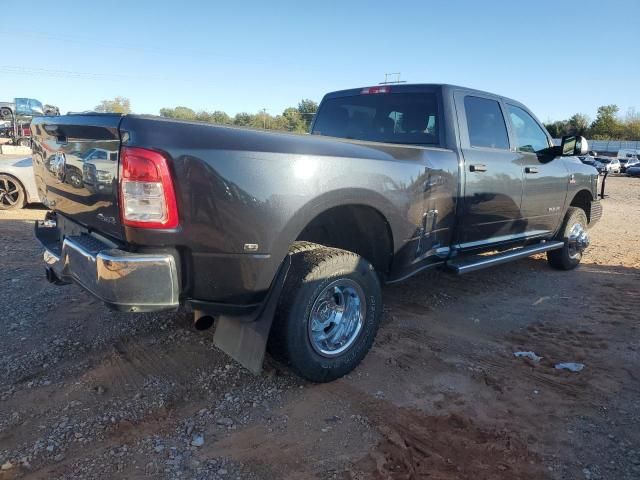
[325,383,543,479]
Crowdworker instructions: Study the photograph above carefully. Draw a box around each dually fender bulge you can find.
[264,187,405,273]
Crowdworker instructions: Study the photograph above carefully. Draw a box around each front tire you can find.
[0,174,26,210]
[547,207,589,270]
[16,137,31,148]
[271,244,382,382]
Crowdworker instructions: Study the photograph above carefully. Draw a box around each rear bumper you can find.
[36,220,180,312]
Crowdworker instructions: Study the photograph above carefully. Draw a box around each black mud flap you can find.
[211,255,291,374]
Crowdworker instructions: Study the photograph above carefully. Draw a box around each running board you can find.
[445,241,564,274]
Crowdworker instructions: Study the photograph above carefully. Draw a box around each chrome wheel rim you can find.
[308,278,366,357]
[0,177,21,207]
[567,222,589,259]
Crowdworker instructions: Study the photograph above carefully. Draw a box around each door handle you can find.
[525,167,539,174]
[469,164,487,172]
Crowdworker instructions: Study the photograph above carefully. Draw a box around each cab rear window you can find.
[312,92,440,145]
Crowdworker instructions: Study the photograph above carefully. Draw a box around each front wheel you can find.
[16,137,31,148]
[270,244,382,382]
[547,207,589,270]
[0,174,26,210]
[66,167,83,188]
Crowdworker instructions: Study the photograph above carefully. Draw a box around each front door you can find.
[454,92,525,249]
[504,103,568,236]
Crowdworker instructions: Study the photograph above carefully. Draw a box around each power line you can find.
[0,65,142,80]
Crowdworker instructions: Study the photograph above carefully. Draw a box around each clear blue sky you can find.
[2,0,638,122]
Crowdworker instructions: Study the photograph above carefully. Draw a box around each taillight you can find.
[119,147,179,229]
[360,86,391,94]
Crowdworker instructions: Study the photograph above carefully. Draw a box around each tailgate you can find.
[31,114,124,240]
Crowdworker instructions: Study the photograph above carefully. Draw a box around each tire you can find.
[270,244,382,382]
[0,174,26,210]
[66,167,83,188]
[17,137,31,148]
[547,207,588,270]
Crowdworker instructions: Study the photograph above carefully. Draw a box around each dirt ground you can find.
[1,177,639,480]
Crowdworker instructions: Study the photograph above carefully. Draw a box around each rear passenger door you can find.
[504,104,568,236]
[454,91,525,249]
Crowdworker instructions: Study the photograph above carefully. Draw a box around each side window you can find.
[464,96,510,149]
[506,104,550,154]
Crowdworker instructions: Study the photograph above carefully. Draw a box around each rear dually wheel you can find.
[270,243,382,382]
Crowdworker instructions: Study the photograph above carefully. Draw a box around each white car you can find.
[0,156,40,209]
[599,157,621,174]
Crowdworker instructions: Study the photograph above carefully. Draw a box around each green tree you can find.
[567,113,590,136]
[282,107,306,132]
[624,108,640,140]
[195,110,212,122]
[297,99,318,131]
[269,114,289,131]
[159,106,197,120]
[210,110,232,125]
[233,112,253,127]
[544,120,569,138]
[95,96,131,114]
[589,104,622,139]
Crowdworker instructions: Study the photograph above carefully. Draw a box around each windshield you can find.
[14,98,44,116]
[81,148,98,160]
[312,92,440,145]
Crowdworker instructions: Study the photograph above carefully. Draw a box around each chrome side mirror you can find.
[561,135,588,156]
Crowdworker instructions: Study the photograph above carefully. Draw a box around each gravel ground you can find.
[1,177,639,479]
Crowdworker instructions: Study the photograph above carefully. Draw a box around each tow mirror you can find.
[561,135,588,156]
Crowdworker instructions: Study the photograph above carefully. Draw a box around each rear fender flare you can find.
[259,188,404,291]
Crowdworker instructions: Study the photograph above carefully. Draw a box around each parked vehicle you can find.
[579,154,606,174]
[0,98,59,147]
[598,157,621,174]
[82,148,117,194]
[31,84,601,382]
[618,149,640,173]
[0,156,40,209]
[626,163,640,177]
[624,158,640,172]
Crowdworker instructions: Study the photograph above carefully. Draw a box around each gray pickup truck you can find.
[31,84,601,382]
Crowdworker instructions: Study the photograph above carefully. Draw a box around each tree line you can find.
[544,105,640,140]
[93,97,319,133]
[158,99,318,133]
[93,97,639,140]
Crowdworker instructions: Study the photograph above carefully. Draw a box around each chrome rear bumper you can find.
[38,224,180,312]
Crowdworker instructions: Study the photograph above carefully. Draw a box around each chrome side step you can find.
[445,241,564,275]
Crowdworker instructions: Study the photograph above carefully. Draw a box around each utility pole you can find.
[261,108,268,129]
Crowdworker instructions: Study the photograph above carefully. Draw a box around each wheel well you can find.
[569,190,593,223]
[296,205,394,275]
